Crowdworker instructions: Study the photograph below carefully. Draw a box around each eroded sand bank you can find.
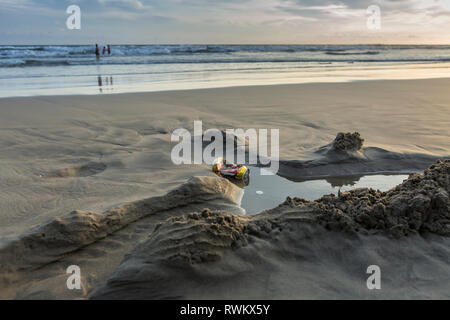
[89,161,450,300]
[0,160,448,299]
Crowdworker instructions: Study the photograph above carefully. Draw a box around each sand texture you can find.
[0,79,449,299]
[90,160,450,299]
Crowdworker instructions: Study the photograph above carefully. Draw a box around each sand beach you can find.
[0,78,449,299]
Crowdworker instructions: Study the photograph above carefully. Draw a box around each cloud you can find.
[0,0,39,11]
[1,0,450,43]
[97,0,145,10]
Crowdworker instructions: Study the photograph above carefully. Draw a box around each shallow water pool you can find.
[240,167,408,214]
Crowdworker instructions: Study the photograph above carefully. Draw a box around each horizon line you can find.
[2,43,450,46]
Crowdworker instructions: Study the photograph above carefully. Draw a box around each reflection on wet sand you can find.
[325,175,362,188]
[97,76,114,93]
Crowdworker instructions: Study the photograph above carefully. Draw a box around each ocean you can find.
[1,44,450,97]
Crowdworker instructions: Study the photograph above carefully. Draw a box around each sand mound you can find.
[132,209,248,266]
[280,159,450,237]
[315,131,365,156]
[332,132,364,152]
[90,209,249,299]
[278,132,442,180]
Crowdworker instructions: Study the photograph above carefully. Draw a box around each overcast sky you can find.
[1,0,450,44]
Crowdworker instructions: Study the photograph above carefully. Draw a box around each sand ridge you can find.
[0,176,244,279]
[90,160,450,299]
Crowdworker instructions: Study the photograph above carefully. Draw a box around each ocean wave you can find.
[1,44,450,57]
[0,59,72,67]
[326,51,380,55]
[1,45,450,68]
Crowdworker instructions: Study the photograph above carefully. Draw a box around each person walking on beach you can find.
[102,46,106,56]
[95,44,100,60]
[107,45,111,55]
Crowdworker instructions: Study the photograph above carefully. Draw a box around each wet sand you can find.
[0,78,449,299]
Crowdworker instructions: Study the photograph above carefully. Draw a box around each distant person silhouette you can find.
[102,46,106,55]
[107,45,111,55]
[95,44,100,60]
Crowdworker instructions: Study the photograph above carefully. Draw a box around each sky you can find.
[1,0,450,44]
